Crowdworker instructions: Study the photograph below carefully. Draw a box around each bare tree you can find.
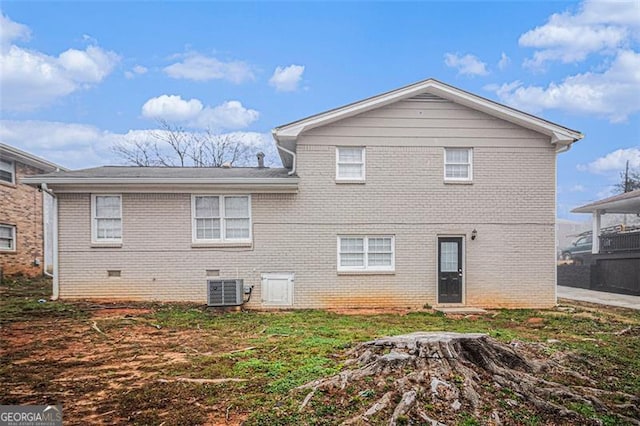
[112,120,256,167]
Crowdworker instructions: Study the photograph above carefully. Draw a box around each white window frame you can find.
[337,235,395,272]
[191,195,252,244]
[444,148,473,182]
[0,224,16,252]
[336,147,366,182]
[0,159,15,184]
[91,194,123,244]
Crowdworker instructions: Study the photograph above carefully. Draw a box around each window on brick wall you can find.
[91,195,122,243]
[0,224,16,251]
[338,236,394,272]
[0,159,15,184]
[192,195,251,243]
[336,147,365,181]
[444,148,473,182]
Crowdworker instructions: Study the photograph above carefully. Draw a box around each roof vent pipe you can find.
[256,152,265,168]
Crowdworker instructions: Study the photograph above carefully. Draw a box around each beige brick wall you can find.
[0,163,44,277]
[56,96,558,308]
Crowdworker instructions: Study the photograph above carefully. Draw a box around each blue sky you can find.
[0,1,638,220]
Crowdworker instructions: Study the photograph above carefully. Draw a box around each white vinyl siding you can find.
[0,159,15,184]
[336,147,365,181]
[91,195,122,243]
[338,236,394,272]
[444,148,473,181]
[192,195,251,243]
[0,224,16,251]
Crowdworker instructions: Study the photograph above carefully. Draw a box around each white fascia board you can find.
[0,143,68,172]
[21,177,298,185]
[273,79,583,144]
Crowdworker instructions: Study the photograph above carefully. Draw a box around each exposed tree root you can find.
[297,332,639,425]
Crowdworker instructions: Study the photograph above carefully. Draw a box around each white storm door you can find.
[262,273,294,306]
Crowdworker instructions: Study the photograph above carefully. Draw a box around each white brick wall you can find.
[56,97,557,308]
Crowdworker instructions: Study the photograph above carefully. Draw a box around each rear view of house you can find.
[0,143,65,277]
[24,79,583,308]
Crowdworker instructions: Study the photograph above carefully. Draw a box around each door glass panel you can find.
[440,242,458,272]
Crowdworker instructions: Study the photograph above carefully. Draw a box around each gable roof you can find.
[272,78,583,166]
[572,189,640,214]
[0,143,68,173]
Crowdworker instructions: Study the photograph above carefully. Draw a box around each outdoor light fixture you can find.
[471,229,477,240]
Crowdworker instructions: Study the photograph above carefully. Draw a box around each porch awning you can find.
[572,189,640,214]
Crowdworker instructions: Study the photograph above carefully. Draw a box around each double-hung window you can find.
[444,148,473,182]
[192,195,251,243]
[338,235,394,272]
[92,195,122,243]
[0,159,15,184]
[336,147,365,181]
[0,224,16,251]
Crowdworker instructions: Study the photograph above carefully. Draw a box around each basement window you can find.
[338,235,394,272]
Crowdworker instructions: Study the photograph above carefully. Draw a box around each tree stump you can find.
[298,332,639,425]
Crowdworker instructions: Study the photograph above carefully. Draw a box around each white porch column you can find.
[592,210,601,254]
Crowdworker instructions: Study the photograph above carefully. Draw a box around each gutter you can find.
[41,184,59,300]
[272,131,297,176]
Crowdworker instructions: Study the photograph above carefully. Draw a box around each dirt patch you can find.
[90,308,153,318]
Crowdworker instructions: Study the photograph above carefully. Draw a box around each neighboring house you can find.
[0,143,66,277]
[570,190,640,295]
[23,79,583,308]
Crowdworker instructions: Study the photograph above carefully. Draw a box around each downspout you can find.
[273,132,297,176]
[41,183,59,300]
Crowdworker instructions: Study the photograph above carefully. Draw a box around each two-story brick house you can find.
[24,79,582,308]
[1,143,66,277]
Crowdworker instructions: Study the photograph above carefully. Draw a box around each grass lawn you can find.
[1,276,639,425]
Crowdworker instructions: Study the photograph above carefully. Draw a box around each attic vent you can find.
[406,93,447,102]
[207,279,244,306]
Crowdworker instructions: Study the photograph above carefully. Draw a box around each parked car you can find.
[560,234,592,265]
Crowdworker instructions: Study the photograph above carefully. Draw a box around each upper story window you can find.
[92,195,122,243]
[444,148,473,182]
[192,195,251,243]
[0,224,16,251]
[0,159,15,184]
[338,235,395,272]
[336,147,365,182]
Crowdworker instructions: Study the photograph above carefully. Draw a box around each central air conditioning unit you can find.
[207,279,244,307]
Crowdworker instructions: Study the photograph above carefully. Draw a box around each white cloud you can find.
[193,101,259,129]
[444,53,489,76]
[570,184,586,192]
[0,12,30,50]
[125,64,148,79]
[0,120,280,169]
[519,0,639,69]
[141,95,259,130]
[142,95,204,122]
[269,64,305,92]
[0,14,119,111]
[491,49,640,122]
[498,52,510,70]
[577,148,640,174]
[163,52,254,83]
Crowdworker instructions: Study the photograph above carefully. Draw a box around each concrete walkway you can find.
[557,286,640,310]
